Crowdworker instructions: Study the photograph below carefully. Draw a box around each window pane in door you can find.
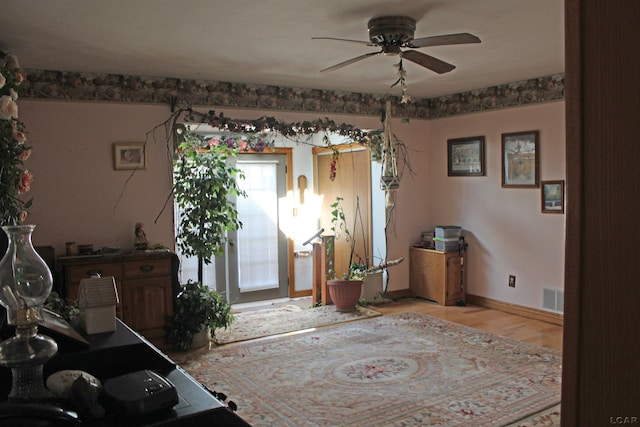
[237,161,279,292]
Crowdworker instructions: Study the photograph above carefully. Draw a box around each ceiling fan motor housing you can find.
[368,16,416,46]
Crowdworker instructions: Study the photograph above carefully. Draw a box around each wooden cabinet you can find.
[60,252,175,344]
[409,246,466,306]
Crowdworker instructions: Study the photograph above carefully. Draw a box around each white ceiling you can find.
[0,0,564,100]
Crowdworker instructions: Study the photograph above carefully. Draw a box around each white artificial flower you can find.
[0,95,18,119]
[0,72,5,90]
[10,88,18,101]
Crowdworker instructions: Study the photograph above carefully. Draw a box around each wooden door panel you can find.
[123,277,172,331]
[316,148,372,278]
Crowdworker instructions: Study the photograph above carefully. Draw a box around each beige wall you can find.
[423,101,566,307]
[21,101,175,254]
[19,99,564,310]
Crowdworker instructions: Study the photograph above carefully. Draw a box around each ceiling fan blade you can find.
[401,50,455,74]
[320,51,381,72]
[408,33,481,48]
[312,37,377,47]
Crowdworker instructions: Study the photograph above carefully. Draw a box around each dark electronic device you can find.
[103,370,178,416]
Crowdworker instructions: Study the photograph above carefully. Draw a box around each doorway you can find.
[227,152,291,304]
[175,148,294,305]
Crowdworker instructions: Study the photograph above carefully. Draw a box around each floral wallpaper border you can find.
[21,68,564,119]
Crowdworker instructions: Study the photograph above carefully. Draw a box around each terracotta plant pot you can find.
[327,279,363,312]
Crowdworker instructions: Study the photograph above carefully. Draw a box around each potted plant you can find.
[326,196,404,311]
[172,127,247,283]
[325,196,367,312]
[166,281,234,351]
[166,128,241,350]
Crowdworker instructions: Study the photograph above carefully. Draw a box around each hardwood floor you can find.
[372,297,563,351]
[232,296,564,352]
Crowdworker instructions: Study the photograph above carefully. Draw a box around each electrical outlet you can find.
[508,275,516,287]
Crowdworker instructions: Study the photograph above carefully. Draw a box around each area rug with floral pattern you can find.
[213,304,381,344]
[177,312,562,427]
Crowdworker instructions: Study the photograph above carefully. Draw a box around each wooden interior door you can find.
[562,1,640,424]
[314,147,372,278]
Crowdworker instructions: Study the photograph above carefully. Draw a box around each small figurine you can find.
[134,222,148,250]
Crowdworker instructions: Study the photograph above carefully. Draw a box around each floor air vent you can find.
[542,287,564,312]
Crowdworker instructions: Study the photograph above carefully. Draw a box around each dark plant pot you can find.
[327,279,363,312]
[380,174,400,190]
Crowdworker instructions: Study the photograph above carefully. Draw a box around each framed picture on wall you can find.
[501,130,539,187]
[113,142,146,170]
[541,180,565,213]
[447,136,485,176]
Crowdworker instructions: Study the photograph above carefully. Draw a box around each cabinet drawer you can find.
[66,263,122,284]
[123,258,171,278]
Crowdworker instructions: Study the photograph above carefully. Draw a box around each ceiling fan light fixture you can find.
[382,45,402,56]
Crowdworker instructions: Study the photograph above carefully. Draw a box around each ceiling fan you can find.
[313,16,481,74]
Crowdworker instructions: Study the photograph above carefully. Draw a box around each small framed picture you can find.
[541,180,565,213]
[113,142,146,170]
[447,136,485,176]
[501,131,539,188]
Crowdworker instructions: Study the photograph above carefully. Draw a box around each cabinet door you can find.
[410,248,446,304]
[122,277,172,340]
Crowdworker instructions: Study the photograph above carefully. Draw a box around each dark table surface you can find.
[0,319,252,426]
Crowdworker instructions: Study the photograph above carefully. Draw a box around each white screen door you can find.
[237,160,279,291]
[228,153,289,303]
